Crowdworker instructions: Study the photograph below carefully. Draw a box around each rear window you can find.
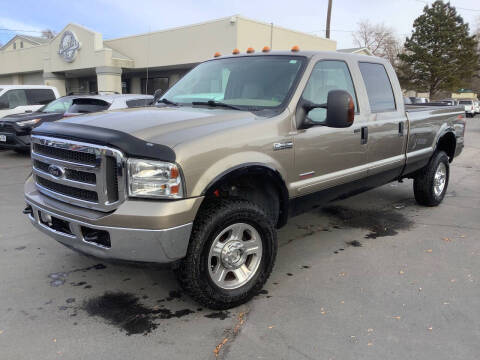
[68,98,111,114]
[359,62,396,112]
[26,89,56,105]
[126,98,153,108]
[459,100,473,105]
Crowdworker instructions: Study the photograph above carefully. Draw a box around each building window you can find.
[20,41,24,48]
[13,42,16,50]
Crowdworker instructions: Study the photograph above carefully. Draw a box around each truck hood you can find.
[57,106,258,148]
[1,111,61,123]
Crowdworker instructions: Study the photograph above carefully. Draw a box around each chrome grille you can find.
[31,135,125,212]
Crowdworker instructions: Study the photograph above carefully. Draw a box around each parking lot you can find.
[0,117,479,360]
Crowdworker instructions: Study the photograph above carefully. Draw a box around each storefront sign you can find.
[58,31,81,63]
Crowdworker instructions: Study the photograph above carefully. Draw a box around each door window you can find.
[1,90,28,109]
[358,62,396,113]
[302,60,358,123]
[26,89,56,105]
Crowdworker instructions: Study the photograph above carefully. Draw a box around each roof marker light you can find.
[232,48,240,55]
[246,47,255,53]
[262,46,271,52]
[213,52,221,57]
[291,45,300,52]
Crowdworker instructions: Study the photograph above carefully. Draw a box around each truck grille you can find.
[31,136,125,212]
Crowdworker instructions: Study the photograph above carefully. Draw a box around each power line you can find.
[414,0,480,12]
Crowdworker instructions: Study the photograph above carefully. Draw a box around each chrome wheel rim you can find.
[208,223,263,290]
[433,162,447,197]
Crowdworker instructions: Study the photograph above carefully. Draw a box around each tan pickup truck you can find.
[24,50,465,309]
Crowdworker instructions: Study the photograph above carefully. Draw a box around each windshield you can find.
[459,100,473,105]
[40,97,73,113]
[161,56,306,110]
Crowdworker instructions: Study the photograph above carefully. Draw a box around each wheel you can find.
[175,199,277,310]
[413,151,449,206]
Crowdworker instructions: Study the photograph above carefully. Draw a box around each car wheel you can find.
[413,151,449,206]
[175,199,277,309]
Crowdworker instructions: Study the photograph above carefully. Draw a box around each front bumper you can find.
[25,178,203,263]
[0,129,31,150]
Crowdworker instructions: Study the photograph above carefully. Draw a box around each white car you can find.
[0,85,59,118]
[458,99,476,118]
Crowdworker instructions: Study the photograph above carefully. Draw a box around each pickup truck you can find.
[24,50,465,309]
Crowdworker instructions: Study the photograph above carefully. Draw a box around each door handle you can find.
[361,126,368,144]
[399,122,404,136]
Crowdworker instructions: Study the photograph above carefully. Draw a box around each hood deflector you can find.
[32,122,176,162]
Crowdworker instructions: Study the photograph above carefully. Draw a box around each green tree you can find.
[398,1,479,97]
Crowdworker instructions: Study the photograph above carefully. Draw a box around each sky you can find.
[1,0,479,48]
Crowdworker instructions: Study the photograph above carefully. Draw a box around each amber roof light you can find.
[246,47,255,53]
[262,46,271,52]
[213,52,221,57]
[232,48,240,55]
[291,45,300,52]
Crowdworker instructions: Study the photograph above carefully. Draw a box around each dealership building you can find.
[0,16,337,96]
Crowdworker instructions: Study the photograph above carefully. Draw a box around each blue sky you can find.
[1,0,479,48]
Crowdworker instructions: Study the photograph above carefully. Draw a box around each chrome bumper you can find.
[26,200,193,263]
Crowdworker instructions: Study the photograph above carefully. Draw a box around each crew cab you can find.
[24,50,465,309]
[0,93,153,152]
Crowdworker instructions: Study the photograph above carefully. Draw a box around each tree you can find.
[352,20,402,65]
[41,29,55,39]
[397,1,479,97]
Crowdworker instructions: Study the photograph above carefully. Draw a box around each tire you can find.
[175,199,277,310]
[413,151,449,206]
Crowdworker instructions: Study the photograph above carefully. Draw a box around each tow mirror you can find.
[300,90,354,129]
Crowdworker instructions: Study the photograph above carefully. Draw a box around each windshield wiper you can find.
[158,98,179,106]
[192,100,243,111]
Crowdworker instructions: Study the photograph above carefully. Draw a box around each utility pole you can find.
[326,0,332,39]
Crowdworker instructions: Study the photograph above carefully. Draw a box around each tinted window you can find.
[459,100,473,105]
[67,98,110,114]
[359,62,396,112]
[26,89,56,105]
[302,60,358,123]
[126,98,153,108]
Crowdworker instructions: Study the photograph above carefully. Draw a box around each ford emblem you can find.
[48,165,64,178]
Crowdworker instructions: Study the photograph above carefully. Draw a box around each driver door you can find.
[292,59,369,197]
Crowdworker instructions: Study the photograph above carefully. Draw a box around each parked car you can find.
[24,50,465,309]
[458,99,476,117]
[0,93,153,152]
[0,85,59,118]
[439,99,458,106]
[409,97,429,104]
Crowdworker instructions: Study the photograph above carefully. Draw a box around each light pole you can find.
[326,0,333,39]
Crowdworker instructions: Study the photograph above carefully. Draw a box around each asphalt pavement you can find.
[0,117,479,360]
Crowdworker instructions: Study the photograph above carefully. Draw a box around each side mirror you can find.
[300,90,354,129]
[153,89,164,103]
[324,90,355,128]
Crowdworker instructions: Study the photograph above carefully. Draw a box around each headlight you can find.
[127,158,183,199]
[16,118,41,127]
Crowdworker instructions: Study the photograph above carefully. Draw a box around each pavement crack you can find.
[213,310,248,359]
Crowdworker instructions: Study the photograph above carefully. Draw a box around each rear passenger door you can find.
[358,62,407,178]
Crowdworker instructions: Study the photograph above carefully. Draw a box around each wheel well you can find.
[201,166,289,228]
[437,132,456,162]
